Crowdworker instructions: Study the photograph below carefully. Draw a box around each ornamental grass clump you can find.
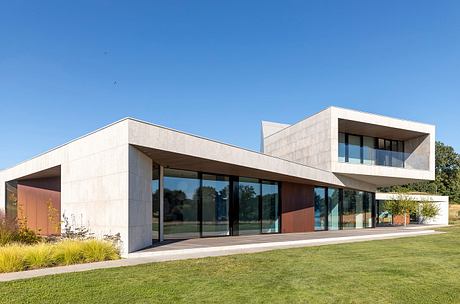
[0,239,120,273]
[24,243,55,269]
[53,240,85,266]
[81,239,119,263]
[0,244,26,273]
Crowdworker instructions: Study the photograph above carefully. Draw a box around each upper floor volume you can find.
[261,106,435,187]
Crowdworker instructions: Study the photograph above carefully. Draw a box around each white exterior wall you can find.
[128,145,153,251]
[0,120,141,254]
[405,134,432,171]
[262,107,435,187]
[376,193,449,226]
[263,108,333,171]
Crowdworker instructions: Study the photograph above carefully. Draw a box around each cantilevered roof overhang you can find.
[127,119,376,192]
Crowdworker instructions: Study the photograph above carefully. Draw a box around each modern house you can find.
[0,107,436,253]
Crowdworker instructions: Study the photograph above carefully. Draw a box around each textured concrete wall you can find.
[128,145,152,251]
[405,134,431,171]
[60,122,131,252]
[263,108,333,171]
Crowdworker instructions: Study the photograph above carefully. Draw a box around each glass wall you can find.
[261,181,279,233]
[314,187,327,231]
[202,174,230,237]
[328,188,340,230]
[339,133,405,168]
[315,187,374,231]
[342,190,357,229]
[5,181,18,222]
[376,200,393,226]
[163,169,200,239]
[339,133,346,163]
[348,135,362,164]
[152,169,160,242]
[363,136,375,165]
[238,178,261,235]
[363,192,373,228]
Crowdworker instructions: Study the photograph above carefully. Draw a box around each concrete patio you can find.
[0,226,445,282]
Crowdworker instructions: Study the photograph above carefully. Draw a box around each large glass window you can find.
[238,178,261,235]
[348,135,361,164]
[363,192,373,228]
[314,187,327,231]
[339,133,346,163]
[339,133,405,168]
[152,169,160,242]
[328,188,340,230]
[342,190,356,229]
[363,136,375,165]
[202,174,230,237]
[261,181,279,233]
[377,200,393,226]
[163,169,200,239]
[355,191,364,229]
[5,181,18,222]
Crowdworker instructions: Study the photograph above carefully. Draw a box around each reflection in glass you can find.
[363,136,375,165]
[363,192,373,228]
[152,169,160,242]
[314,187,327,231]
[355,191,364,229]
[328,188,340,230]
[238,178,260,235]
[164,169,200,239]
[340,133,405,168]
[5,181,18,222]
[262,181,279,233]
[202,174,230,237]
[376,200,393,226]
[343,190,356,229]
[339,133,346,163]
[348,135,361,164]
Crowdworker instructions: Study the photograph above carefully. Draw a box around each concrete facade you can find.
[262,107,435,186]
[0,107,438,253]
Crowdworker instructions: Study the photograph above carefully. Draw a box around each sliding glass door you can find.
[202,174,230,237]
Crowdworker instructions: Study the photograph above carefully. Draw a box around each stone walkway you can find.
[0,227,444,282]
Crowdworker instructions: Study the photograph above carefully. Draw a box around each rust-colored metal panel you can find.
[17,177,61,236]
[281,182,314,233]
[392,214,410,226]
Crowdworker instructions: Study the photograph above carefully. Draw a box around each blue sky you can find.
[1,1,459,169]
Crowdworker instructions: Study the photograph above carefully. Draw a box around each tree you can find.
[380,141,460,202]
[384,193,418,227]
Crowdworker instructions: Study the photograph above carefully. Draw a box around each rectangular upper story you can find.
[261,107,435,186]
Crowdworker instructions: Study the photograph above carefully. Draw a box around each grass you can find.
[1,226,460,303]
[0,239,120,273]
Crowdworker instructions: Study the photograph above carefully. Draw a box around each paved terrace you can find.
[0,226,445,282]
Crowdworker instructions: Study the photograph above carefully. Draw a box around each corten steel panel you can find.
[17,177,61,236]
[281,182,314,233]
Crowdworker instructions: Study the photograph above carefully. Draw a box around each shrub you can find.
[0,212,41,246]
[0,244,26,273]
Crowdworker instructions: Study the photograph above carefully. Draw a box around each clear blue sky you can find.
[1,1,459,169]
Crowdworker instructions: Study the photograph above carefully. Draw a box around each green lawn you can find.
[1,226,460,304]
